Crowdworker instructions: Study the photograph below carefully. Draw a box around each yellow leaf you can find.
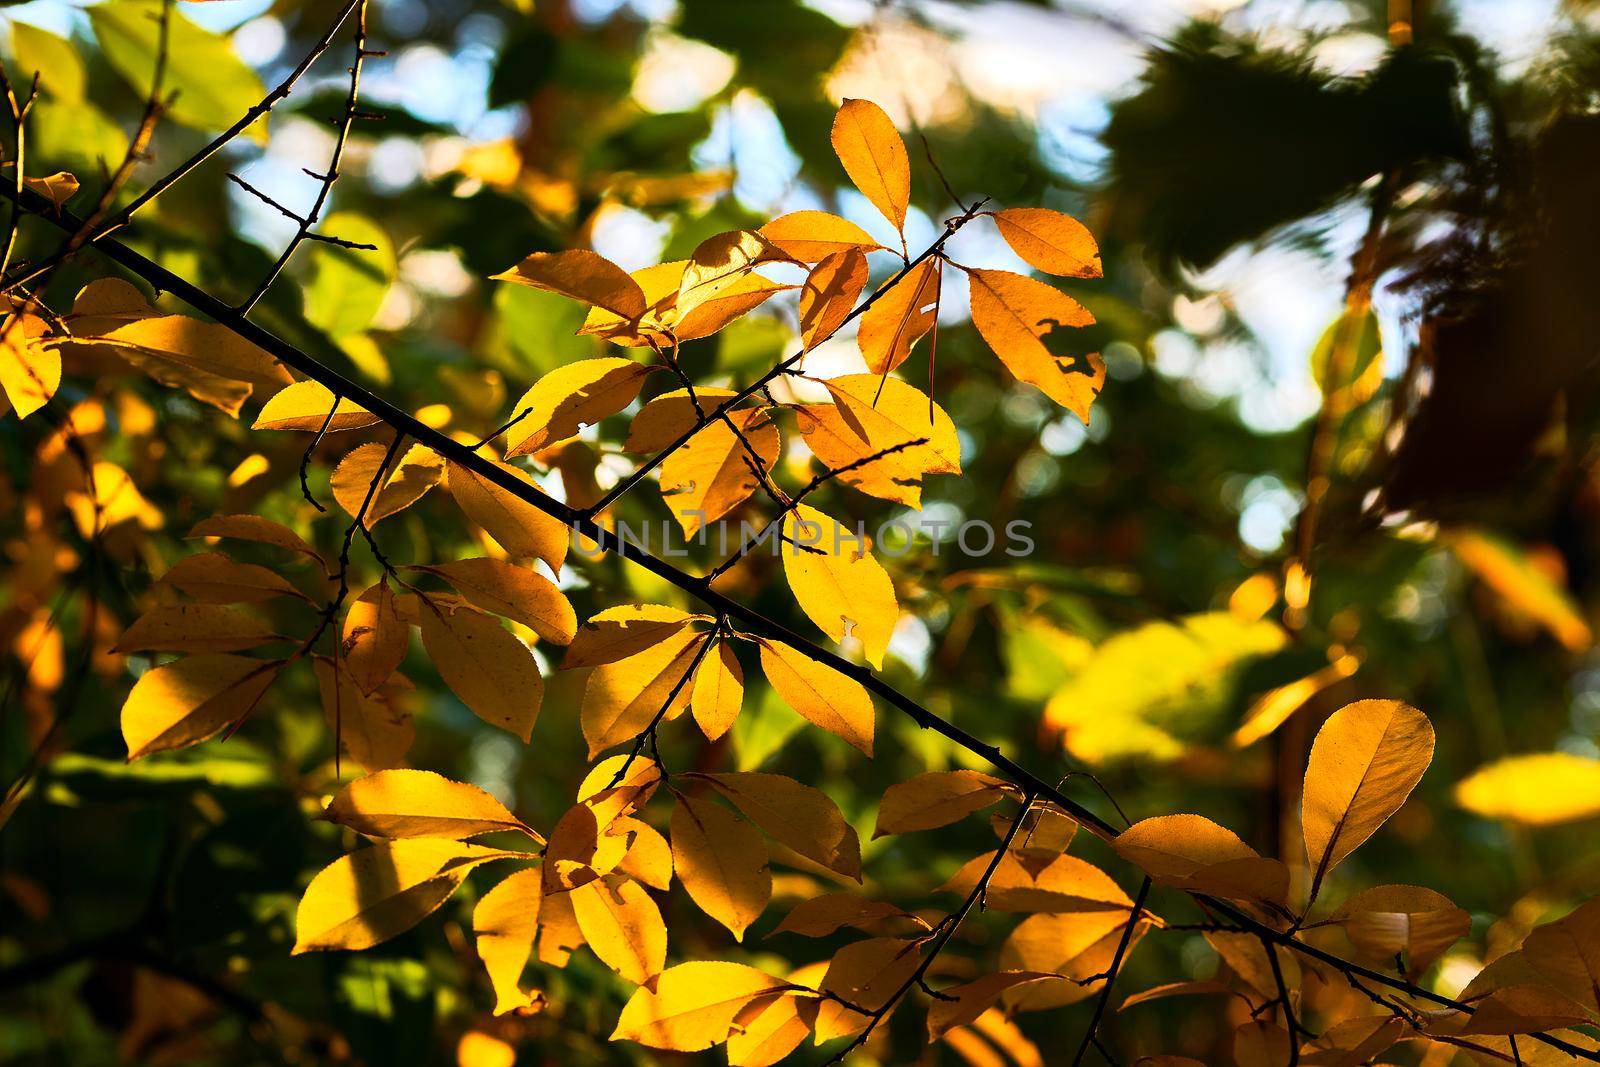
[418,599,544,741]
[795,377,959,509]
[966,267,1102,422]
[691,639,744,741]
[1001,914,1148,1011]
[772,893,925,939]
[504,357,658,457]
[0,314,57,419]
[623,388,737,454]
[758,637,875,755]
[659,408,778,536]
[1299,1016,1405,1065]
[875,770,1012,836]
[1522,897,1600,1015]
[113,604,283,654]
[779,503,897,670]
[988,208,1102,278]
[90,315,293,415]
[942,1010,1047,1067]
[676,229,791,321]
[342,582,410,696]
[1232,652,1360,749]
[543,803,603,895]
[697,771,862,881]
[493,248,646,321]
[675,272,792,341]
[927,972,1064,1039]
[610,961,791,1050]
[23,170,79,209]
[252,379,379,432]
[331,442,445,526]
[1449,529,1593,652]
[1115,814,1289,907]
[759,210,882,263]
[857,258,939,375]
[831,99,910,232]
[726,991,816,1067]
[570,874,667,985]
[121,654,283,760]
[158,551,311,604]
[578,260,684,346]
[614,816,674,891]
[322,769,536,841]
[581,630,705,758]
[535,883,586,966]
[1325,884,1468,977]
[1454,752,1600,826]
[292,839,518,953]
[799,248,870,351]
[457,1030,517,1067]
[565,604,701,669]
[314,658,414,773]
[413,558,576,645]
[188,514,324,566]
[670,793,771,941]
[815,937,921,1042]
[1302,699,1434,897]
[941,850,1132,917]
[447,459,569,575]
[472,866,543,1015]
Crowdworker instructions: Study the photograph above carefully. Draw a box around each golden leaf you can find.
[815,937,922,1042]
[331,442,445,526]
[798,248,870,351]
[941,850,1132,917]
[965,266,1103,422]
[570,874,667,985]
[610,961,791,1050]
[772,893,925,939]
[1115,814,1290,906]
[473,866,543,1015]
[321,769,537,841]
[659,408,778,536]
[857,258,939,376]
[565,604,701,669]
[988,207,1102,278]
[157,551,311,604]
[927,972,1065,1039]
[1325,884,1469,977]
[121,654,283,760]
[759,210,882,263]
[0,314,57,419]
[875,770,1012,836]
[90,315,293,415]
[697,772,862,881]
[690,639,744,741]
[412,558,576,645]
[292,839,519,953]
[252,379,379,432]
[1302,699,1434,897]
[831,98,910,232]
[670,792,771,941]
[342,582,410,696]
[492,248,647,321]
[1454,752,1600,826]
[447,459,569,575]
[315,658,414,773]
[580,629,704,758]
[503,357,658,457]
[779,503,897,670]
[188,514,324,566]
[418,598,544,741]
[113,604,284,654]
[623,388,737,454]
[758,637,875,755]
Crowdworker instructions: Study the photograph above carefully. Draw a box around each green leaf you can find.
[89,0,268,142]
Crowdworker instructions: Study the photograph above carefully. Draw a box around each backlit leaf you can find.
[1454,752,1600,826]
[447,460,569,575]
[472,866,543,1015]
[0,314,56,419]
[1325,884,1469,976]
[857,258,939,376]
[322,769,536,841]
[760,210,882,263]
[565,604,701,669]
[758,637,875,756]
[331,442,445,526]
[671,792,771,940]
[1302,699,1434,897]
[610,961,791,1050]
[799,248,870,351]
[121,654,283,760]
[875,770,1012,836]
[315,659,414,773]
[581,629,704,758]
[253,379,379,432]
[697,772,862,881]
[659,408,778,536]
[157,551,311,604]
[493,249,647,321]
[966,267,1102,422]
[570,874,668,985]
[989,208,1102,278]
[342,582,410,696]
[418,598,544,741]
[113,604,283,654]
[293,839,519,953]
[831,98,911,232]
[413,558,576,645]
[691,639,744,741]
[504,358,658,458]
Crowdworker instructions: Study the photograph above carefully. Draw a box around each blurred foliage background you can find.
[2,0,1600,1063]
